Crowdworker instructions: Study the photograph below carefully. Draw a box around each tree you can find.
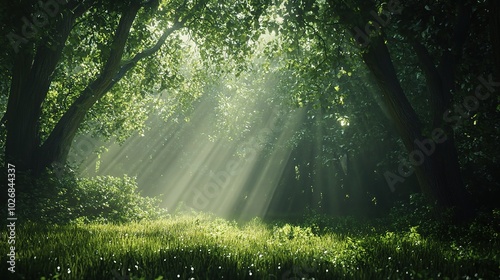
[270,0,497,219]
[1,0,267,175]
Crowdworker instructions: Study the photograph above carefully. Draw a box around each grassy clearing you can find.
[2,213,499,280]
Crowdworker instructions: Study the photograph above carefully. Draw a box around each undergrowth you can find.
[1,210,499,280]
[3,171,499,279]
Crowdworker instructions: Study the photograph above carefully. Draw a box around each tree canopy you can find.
[1,0,499,219]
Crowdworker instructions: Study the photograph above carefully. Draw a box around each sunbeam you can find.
[76,73,308,221]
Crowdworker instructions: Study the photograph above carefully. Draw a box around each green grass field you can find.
[2,213,499,280]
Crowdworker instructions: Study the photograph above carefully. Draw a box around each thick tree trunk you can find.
[360,36,429,191]
[335,0,475,220]
[361,35,472,219]
[4,0,186,175]
[4,12,76,171]
[4,1,93,172]
[408,1,474,220]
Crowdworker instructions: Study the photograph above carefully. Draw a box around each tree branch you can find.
[106,21,184,93]
[38,4,142,167]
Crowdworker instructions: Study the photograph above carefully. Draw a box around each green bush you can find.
[388,193,455,238]
[69,175,168,223]
[16,168,168,224]
[386,193,500,245]
[300,208,370,236]
[15,167,78,224]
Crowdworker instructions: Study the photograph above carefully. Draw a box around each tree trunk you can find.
[4,0,187,176]
[407,1,474,220]
[36,7,186,173]
[4,11,77,171]
[361,35,472,219]
[37,4,141,172]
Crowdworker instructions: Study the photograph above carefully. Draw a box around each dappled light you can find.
[76,67,310,221]
[1,0,499,279]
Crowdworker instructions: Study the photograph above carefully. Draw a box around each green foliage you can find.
[2,0,273,173]
[2,213,498,280]
[300,208,368,236]
[16,170,168,224]
[273,223,315,242]
[14,169,79,224]
[388,193,454,238]
[70,175,169,223]
[387,193,500,253]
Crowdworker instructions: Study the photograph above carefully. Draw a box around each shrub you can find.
[16,167,168,224]
[301,208,369,236]
[15,167,78,224]
[69,175,169,223]
[388,193,456,239]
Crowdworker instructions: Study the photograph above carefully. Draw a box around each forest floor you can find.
[2,212,499,280]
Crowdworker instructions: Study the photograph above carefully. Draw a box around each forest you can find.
[0,0,499,279]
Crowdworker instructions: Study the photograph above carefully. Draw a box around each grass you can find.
[2,212,499,280]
